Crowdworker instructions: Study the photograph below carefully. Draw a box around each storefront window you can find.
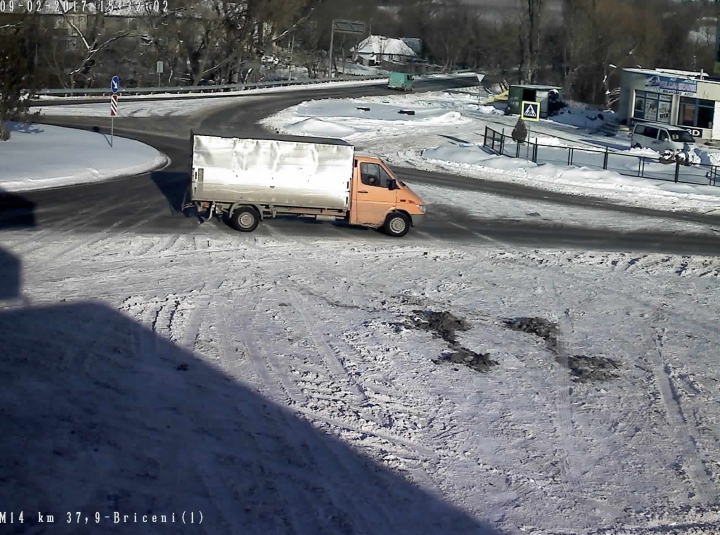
[633,91,670,123]
[680,97,714,129]
[634,91,646,120]
[644,98,658,122]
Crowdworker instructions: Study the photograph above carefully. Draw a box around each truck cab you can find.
[349,153,425,237]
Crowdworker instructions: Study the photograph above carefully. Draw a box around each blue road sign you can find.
[521,100,540,121]
[111,76,120,93]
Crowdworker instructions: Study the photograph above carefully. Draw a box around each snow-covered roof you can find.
[351,35,416,57]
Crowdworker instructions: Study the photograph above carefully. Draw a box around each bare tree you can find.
[518,0,544,83]
[0,18,39,140]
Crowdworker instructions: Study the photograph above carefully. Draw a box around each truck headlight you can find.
[418,204,426,213]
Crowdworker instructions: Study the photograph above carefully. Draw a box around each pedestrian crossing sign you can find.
[521,101,540,121]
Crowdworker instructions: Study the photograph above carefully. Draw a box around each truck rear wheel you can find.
[230,206,260,232]
[384,212,410,237]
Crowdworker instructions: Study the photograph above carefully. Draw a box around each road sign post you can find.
[110,94,119,146]
[156,61,164,87]
[521,100,540,122]
[329,19,365,78]
[110,76,119,147]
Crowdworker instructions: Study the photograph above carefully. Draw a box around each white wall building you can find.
[619,68,720,141]
[351,35,416,66]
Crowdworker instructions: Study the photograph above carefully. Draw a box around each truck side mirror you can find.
[388,179,397,190]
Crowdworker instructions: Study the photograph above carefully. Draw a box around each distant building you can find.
[351,35,416,66]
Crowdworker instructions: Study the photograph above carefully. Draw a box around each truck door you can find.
[351,161,398,227]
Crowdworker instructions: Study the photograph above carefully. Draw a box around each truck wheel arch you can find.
[383,211,411,237]
[388,209,415,226]
[229,202,263,219]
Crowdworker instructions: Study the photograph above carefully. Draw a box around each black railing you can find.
[483,126,720,187]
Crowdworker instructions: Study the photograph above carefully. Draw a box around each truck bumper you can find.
[410,213,426,228]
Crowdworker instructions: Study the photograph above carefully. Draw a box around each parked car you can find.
[631,122,696,152]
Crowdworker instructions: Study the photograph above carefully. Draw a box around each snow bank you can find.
[0,122,167,192]
[422,145,530,172]
[550,107,617,130]
[284,117,358,137]
[528,135,566,147]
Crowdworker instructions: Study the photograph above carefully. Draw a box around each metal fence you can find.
[483,126,720,187]
[32,69,475,99]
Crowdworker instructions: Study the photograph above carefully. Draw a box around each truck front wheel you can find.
[230,206,260,232]
[384,212,410,237]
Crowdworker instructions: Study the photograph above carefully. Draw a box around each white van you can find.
[631,122,696,152]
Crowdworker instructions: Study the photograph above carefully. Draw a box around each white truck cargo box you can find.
[191,135,354,211]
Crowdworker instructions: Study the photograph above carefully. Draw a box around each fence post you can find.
[532,142,538,163]
[603,147,609,170]
[516,142,520,158]
[499,133,505,156]
[674,159,680,183]
[637,157,642,177]
[567,148,572,166]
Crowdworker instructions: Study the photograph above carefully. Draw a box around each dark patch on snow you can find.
[433,348,498,373]
[558,354,620,383]
[502,316,559,350]
[411,310,470,344]
[502,316,620,382]
[391,310,498,372]
[176,364,189,371]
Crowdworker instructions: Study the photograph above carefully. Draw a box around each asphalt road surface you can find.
[4,77,720,256]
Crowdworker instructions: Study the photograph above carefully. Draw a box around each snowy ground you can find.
[0,122,167,192]
[1,219,719,535]
[261,92,720,216]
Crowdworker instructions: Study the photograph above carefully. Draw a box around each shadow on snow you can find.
[0,192,501,534]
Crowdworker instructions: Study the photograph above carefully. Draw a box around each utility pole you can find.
[289,33,295,81]
[329,19,335,78]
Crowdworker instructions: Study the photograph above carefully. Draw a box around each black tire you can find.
[633,143,642,149]
[384,212,410,237]
[230,206,260,232]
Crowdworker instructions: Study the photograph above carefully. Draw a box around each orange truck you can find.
[184,132,426,237]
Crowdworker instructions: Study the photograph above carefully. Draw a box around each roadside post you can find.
[329,20,365,78]
[110,75,119,147]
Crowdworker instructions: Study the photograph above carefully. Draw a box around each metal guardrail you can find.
[34,70,475,98]
[483,126,720,188]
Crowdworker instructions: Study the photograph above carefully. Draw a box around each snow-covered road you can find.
[1,221,719,534]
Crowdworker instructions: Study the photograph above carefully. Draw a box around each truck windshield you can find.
[379,161,404,186]
[670,130,695,143]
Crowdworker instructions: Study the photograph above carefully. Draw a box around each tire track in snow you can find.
[279,264,458,493]
[230,292,307,405]
[216,293,392,534]
[546,282,627,525]
[39,212,165,267]
[211,296,335,535]
[651,327,716,505]
[10,192,147,258]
